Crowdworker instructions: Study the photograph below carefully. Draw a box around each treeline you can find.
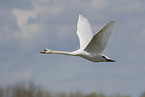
[0,82,144,97]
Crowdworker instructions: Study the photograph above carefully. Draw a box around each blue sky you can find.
[0,0,145,97]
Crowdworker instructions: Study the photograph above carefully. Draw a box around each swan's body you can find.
[40,14,116,62]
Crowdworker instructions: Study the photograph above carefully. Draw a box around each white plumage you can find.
[77,14,93,50]
[40,14,116,63]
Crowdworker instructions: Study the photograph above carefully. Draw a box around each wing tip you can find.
[78,14,87,21]
[111,20,117,23]
[79,14,82,16]
[79,14,82,19]
[110,17,117,23]
[79,14,83,19]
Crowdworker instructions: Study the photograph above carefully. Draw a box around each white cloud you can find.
[11,3,42,39]
[11,0,66,47]
[12,9,38,29]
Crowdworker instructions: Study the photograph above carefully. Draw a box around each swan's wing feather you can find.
[77,14,93,50]
[84,20,116,53]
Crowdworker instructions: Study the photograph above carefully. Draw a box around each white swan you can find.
[40,14,116,62]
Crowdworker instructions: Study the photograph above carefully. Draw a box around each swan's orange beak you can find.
[40,50,45,53]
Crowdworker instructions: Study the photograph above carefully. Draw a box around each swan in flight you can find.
[40,14,116,62]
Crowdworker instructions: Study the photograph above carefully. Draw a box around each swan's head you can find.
[40,49,53,54]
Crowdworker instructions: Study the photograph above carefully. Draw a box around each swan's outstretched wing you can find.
[84,20,116,53]
[77,14,93,50]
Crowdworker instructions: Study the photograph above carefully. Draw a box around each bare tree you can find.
[0,82,132,97]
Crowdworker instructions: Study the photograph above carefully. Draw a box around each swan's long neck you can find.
[51,51,72,55]
[45,49,77,56]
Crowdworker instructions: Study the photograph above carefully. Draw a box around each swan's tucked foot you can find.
[102,56,115,62]
[106,59,115,62]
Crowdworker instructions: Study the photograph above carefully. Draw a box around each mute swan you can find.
[40,14,116,62]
